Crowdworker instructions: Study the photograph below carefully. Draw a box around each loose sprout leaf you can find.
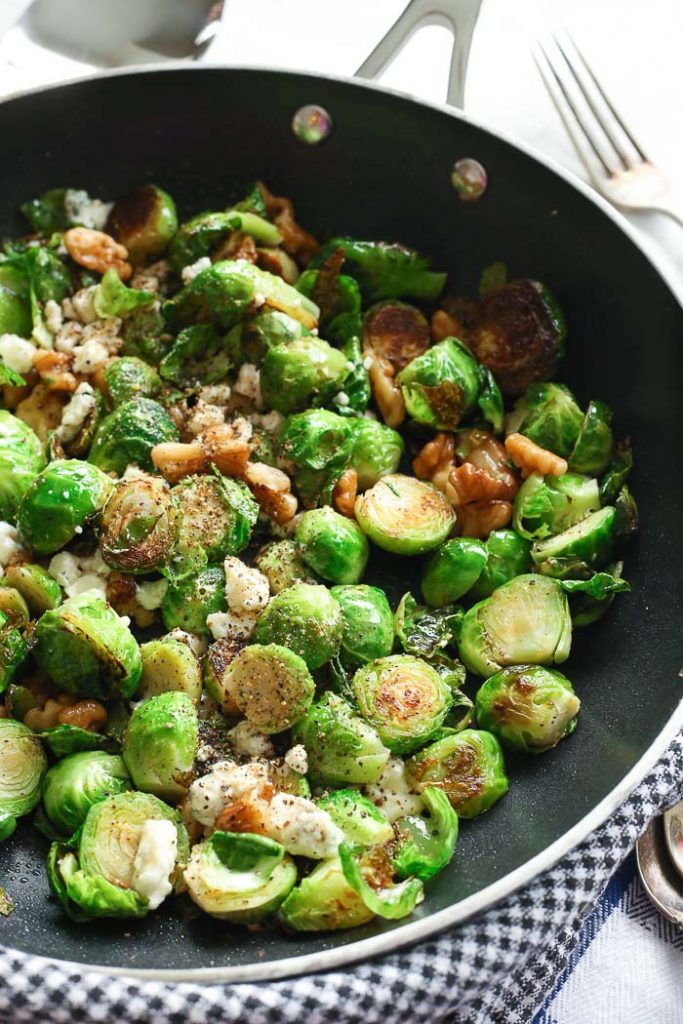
[559,571,631,600]
[39,725,119,759]
[339,843,423,919]
[93,268,155,319]
[600,440,633,505]
[311,238,446,303]
[391,786,458,881]
[395,593,463,658]
[564,561,629,628]
[159,324,231,386]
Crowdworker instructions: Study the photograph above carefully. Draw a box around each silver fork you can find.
[533,32,683,227]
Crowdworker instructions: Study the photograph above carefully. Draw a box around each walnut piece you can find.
[505,432,568,479]
[333,469,358,518]
[367,352,406,428]
[64,227,132,281]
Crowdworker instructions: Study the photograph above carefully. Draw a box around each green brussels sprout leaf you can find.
[391,786,458,881]
[316,789,393,847]
[279,855,374,932]
[310,238,446,303]
[339,843,423,920]
[93,268,155,318]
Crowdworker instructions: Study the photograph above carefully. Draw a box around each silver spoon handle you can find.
[354,0,482,109]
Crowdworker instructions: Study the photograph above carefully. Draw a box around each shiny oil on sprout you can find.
[0,177,635,930]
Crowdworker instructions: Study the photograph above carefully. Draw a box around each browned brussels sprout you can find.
[465,280,567,395]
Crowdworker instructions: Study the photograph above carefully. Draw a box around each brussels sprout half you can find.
[163,260,319,333]
[391,786,458,881]
[42,751,132,836]
[0,586,29,620]
[469,529,532,600]
[168,209,281,273]
[103,357,162,407]
[355,474,456,556]
[49,791,189,920]
[253,582,343,670]
[530,507,617,572]
[398,337,502,432]
[277,409,356,508]
[107,184,178,263]
[292,692,390,787]
[0,718,47,825]
[227,310,305,365]
[513,472,601,541]
[295,507,369,586]
[0,411,46,523]
[316,789,393,847]
[184,831,296,923]
[466,280,567,395]
[280,855,374,932]
[407,729,509,818]
[508,382,583,458]
[218,643,315,734]
[35,591,143,699]
[459,574,572,678]
[17,459,114,556]
[172,474,258,564]
[421,537,488,607]
[330,584,395,667]
[88,399,179,476]
[161,564,226,636]
[3,563,62,615]
[261,337,348,415]
[100,475,176,574]
[475,664,581,754]
[348,418,404,491]
[123,692,198,802]
[139,636,203,702]
[310,238,446,303]
[0,611,31,692]
[254,540,318,594]
[352,655,452,755]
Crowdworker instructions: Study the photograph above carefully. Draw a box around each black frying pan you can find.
[0,60,682,983]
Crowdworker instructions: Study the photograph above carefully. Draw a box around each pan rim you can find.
[0,61,681,983]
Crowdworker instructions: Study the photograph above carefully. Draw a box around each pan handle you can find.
[354,0,482,109]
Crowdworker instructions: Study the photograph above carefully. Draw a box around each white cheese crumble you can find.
[223,556,270,613]
[198,384,232,407]
[249,410,284,434]
[188,761,270,828]
[54,321,83,354]
[0,334,36,374]
[284,745,308,775]
[268,794,344,860]
[185,399,225,437]
[335,391,350,407]
[131,818,177,910]
[48,547,110,599]
[72,338,109,375]
[56,382,97,444]
[228,721,276,759]
[181,256,212,284]
[234,362,263,409]
[135,578,168,611]
[0,522,24,567]
[44,300,63,335]
[69,286,98,324]
[64,189,113,231]
[364,757,424,824]
[206,610,257,642]
[131,260,170,294]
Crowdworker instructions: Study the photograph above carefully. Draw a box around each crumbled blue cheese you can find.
[69,286,98,324]
[72,338,110,375]
[64,189,113,231]
[135,578,168,611]
[284,744,308,775]
[206,610,256,642]
[44,300,63,335]
[228,721,276,759]
[181,256,212,284]
[198,384,232,407]
[364,757,424,824]
[249,410,284,434]
[234,362,263,409]
[185,399,225,437]
[268,794,344,859]
[54,321,83,354]
[0,522,24,568]
[56,382,97,444]
[131,818,177,910]
[188,761,270,828]
[0,334,36,374]
[48,548,110,599]
[223,557,270,613]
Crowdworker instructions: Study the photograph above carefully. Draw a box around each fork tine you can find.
[553,32,647,170]
[533,41,617,180]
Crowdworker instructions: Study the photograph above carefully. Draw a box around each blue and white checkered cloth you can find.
[1,731,682,1024]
